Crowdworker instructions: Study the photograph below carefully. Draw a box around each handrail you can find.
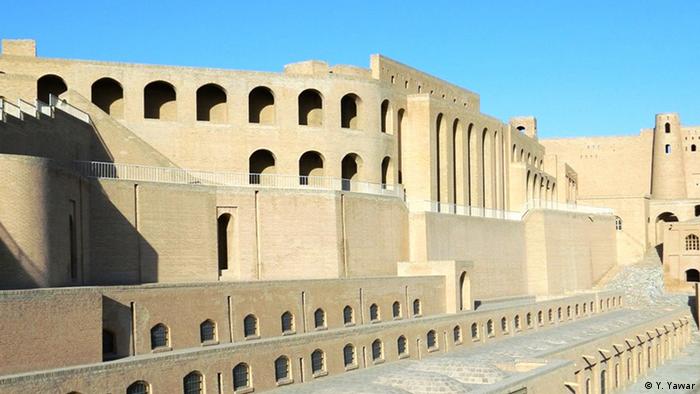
[523,199,614,215]
[406,200,522,221]
[74,161,405,199]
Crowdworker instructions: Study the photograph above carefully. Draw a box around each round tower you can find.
[651,113,686,199]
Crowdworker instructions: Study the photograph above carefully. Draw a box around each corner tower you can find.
[651,113,686,199]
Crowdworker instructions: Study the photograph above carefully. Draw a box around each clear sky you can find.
[2,1,699,138]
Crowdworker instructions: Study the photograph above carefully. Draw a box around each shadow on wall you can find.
[689,294,698,329]
[655,244,664,262]
[0,221,42,289]
[102,295,132,360]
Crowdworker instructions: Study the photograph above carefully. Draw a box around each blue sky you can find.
[2,1,699,138]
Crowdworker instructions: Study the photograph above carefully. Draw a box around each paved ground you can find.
[277,306,686,393]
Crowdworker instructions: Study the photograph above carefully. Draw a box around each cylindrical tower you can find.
[651,113,686,199]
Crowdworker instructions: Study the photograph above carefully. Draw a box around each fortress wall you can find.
[342,193,408,277]
[540,133,653,198]
[0,154,86,289]
[0,291,628,394]
[100,276,444,357]
[411,212,528,300]
[0,288,102,375]
[524,210,617,295]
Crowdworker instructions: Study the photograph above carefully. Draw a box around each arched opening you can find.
[232,363,251,391]
[340,93,361,129]
[665,122,671,133]
[655,211,679,247]
[343,343,356,367]
[298,151,325,186]
[369,303,380,321]
[392,301,401,318]
[413,299,422,316]
[314,308,326,329]
[615,216,622,231]
[482,128,493,208]
[468,124,478,207]
[248,86,275,124]
[459,271,470,310]
[371,339,383,361]
[426,330,437,349]
[311,349,326,374]
[217,213,232,271]
[200,319,217,342]
[127,381,150,394]
[436,114,449,207]
[343,305,354,325]
[693,144,697,152]
[37,74,67,103]
[686,269,700,282]
[600,369,607,394]
[341,153,362,191]
[243,314,258,338]
[695,204,700,217]
[298,89,323,126]
[150,323,169,349]
[196,83,227,122]
[380,99,391,133]
[281,311,295,333]
[275,356,290,383]
[248,149,276,184]
[183,371,204,394]
[453,119,466,205]
[144,81,176,120]
[397,109,406,183]
[397,335,408,356]
[91,77,123,118]
[381,156,393,186]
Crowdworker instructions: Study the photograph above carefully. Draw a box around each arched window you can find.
[369,303,380,322]
[600,369,607,394]
[686,268,700,282]
[126,381,150,394]
[91,77,123,117]
[380,99,391,133]
[343,305,354,325]
[567,305,572,318]
[453,325,462,344]
[102,329,116,356]
[183,371,203,394]
[585,378,591,394]
[665,144,671,154]
[583,303,587,313]
[298,89,323,126]
[575,304,580,316]
[371,339,383,361]
[200,319,216,343]
[233,363,250,391]
[685,234,699,250]
[426,330,437,349]
[217,213,232,271]
[281,311,295,333]
[381,156,393,186]
[196,83,227,122]
[665,122,671,133]
[248,86,275,124]
[501,317,508,332]
[275,356,290,383]
[392,301,401,319]
[343,343,356,367]
[413,299,422,316]
[37,74,67,103]
[150,323,169,349]
[248,149,276,184]
[487,319,494,336]
[548,309,553,322]
[397,335,408,356]
[341,153,362,190]
[144,81,176,120]
[514,315,521,330]
[340,93,361,129]
[695,205,700,217]
[590,301,594,311]
[314,308,326,329]
[299,151,325,185]
[615,216,622,231]
[537,310,543,324]
[471,322,479,339]
[557,307,563,320]
[243,314,258,338]
[692,144,697,152]
[526,312,532,327]
[311,349,326,375]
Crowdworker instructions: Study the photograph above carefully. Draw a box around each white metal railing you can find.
[407,200,522,221]
[74,161,405,199]
[50,94,90,123]
[523,199,614,215]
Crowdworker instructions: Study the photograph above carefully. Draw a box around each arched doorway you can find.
[655,212,679,255]
[459,271,471,311]
[341,153,362,191]
[686,269,700,282]
[37,74,67,103]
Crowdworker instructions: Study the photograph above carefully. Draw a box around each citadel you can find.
[0,39,698,393]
